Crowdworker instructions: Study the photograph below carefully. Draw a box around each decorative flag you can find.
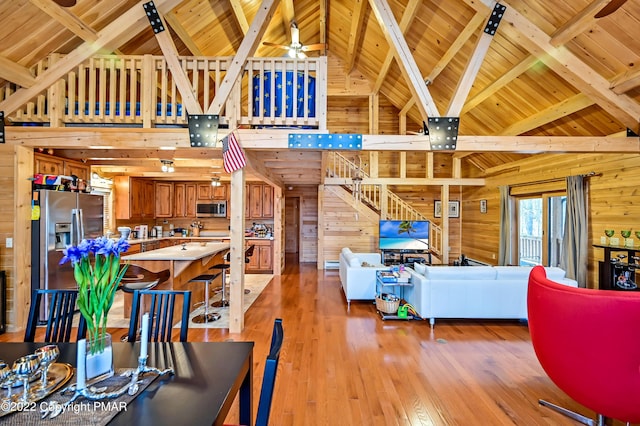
[222,131,247,173]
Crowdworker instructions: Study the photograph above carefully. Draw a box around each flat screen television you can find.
[379,220,430,251]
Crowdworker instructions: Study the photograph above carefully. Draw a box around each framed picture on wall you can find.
[434,200,460,218]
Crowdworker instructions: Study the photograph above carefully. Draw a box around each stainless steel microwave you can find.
[196,200,227,217]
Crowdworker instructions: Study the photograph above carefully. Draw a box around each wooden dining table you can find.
[0,341,253,425]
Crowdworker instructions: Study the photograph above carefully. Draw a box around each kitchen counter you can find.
[122,241,229,261]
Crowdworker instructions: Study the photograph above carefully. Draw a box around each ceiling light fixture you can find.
[211,177,221,187]
[161,159,175,173]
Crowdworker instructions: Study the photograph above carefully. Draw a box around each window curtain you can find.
[498,185,512,265]
[560,175,588,287]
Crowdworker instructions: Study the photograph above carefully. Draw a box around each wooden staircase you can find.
[325,152,442,257]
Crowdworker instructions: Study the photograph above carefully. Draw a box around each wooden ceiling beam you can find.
[29,0,99,43]
[367,0,440,119]
[610,68,640,95]
[0,56,36,88]
[245,151,283,188]
[463,0,640,134]
[229,0,250,35]
[462,55,539,114]
[345,0,368,74]
[164,11,205,55]
[206,0,280,115]
[280,0,295,35]
[549,0,610,47]
[372,0,421,93]
[0,0,183,116]
[149,9,202,114]
[446,5,503,116]
[319,0,327,55]
[324,177,486,186]
[8,128,639,153]
[499,93,595,136]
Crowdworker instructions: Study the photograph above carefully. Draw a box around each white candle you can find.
[76,339,86,390]
[140,313,149,359]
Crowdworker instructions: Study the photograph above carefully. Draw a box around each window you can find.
[516,194,566,267]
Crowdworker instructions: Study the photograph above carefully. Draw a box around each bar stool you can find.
[211,251,231,308]
[119,266,167,342]
[189,273,222,323]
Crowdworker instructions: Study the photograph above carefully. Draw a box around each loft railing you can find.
[325,151,442,255]
[1,54,327,129]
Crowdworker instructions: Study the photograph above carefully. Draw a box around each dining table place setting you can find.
[0,313,173,424]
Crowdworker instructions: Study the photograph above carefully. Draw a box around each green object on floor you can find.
[397,305,408,319]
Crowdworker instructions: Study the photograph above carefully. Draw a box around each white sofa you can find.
[403,264,578,327]
[339,248,387,308]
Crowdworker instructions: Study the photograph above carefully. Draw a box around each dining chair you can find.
[24,288,87,343]
[128,289,192,342]
[212,245,256,305]
[224,317,284,426]
[527,265,640,425]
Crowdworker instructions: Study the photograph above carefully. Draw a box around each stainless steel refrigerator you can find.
[31,190,104,321]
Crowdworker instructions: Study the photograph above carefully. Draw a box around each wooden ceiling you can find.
[2,0,640,184]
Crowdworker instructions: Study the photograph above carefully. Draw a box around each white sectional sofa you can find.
[403,264,578,327]
[339,248,387,308]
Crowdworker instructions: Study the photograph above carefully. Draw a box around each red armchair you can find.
[527,265,640,425]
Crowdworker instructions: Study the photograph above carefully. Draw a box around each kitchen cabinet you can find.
[246,183,274,219]
[175,183,197,218]
[34,153,90,182]
[245,239,273,273]
[114,176,155,219]
[197,183,228,200]
[155,182,174,218]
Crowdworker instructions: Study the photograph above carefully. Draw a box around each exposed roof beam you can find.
[0,0,183,116]
[149,9,202,114]
[324,177,486,186]
[549,0,610,47]
[207,0,280,115]
[54,148,222,161]
[463,0,640,134]
[29,0,98,43]
[319,0,327,54]
[446,4,503,116]
[229,0,250,35]
[367,0,440,119]
[462,55,539,114]
[499,93,595,135]
[345,0,368,73]
[372,0,420,92]
[610,67,640,95]
[0,56,36,88]
[164,11,205,55]
[400,9,486,118]
[8,128,639,153]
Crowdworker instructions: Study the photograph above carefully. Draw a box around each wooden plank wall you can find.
[0,145,15,330]
[461,153,640,288]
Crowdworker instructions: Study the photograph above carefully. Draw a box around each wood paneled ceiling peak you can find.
[2,0,640,184]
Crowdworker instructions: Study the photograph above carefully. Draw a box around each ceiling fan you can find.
[595,0,628,18]
[263,20,325,59]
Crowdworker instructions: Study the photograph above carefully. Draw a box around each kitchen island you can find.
[121,241,230,318]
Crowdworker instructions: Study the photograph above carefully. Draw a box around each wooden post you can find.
[228,167,246,333]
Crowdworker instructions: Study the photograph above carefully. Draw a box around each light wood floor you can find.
[1,256,621,425]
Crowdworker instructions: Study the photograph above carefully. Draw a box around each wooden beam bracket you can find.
[484,3,506,36]
[188,114,220,147]
[426,117,459,150]
[143,1,165,33]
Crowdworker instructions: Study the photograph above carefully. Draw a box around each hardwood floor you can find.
[1,256,619,425]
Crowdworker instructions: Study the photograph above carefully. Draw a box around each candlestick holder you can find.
[120,355,174,395]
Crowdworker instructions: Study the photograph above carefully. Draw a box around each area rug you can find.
[105,274,273,329]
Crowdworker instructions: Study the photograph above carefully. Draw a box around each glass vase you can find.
[86,332,114,383]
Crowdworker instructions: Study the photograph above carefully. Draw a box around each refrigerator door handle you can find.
[71,208,85,245]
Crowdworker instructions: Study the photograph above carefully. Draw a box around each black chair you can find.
[189,273,222,323]
[24,288,87,343]
[128,289,191,342]
[213,245,256,305]
[120,266,169,341]
[255,318,284,426]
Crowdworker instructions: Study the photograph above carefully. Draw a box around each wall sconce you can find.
[211,177,221,187]
[161,160,174,173]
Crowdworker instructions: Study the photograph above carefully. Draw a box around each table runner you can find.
[1,368,161,425]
